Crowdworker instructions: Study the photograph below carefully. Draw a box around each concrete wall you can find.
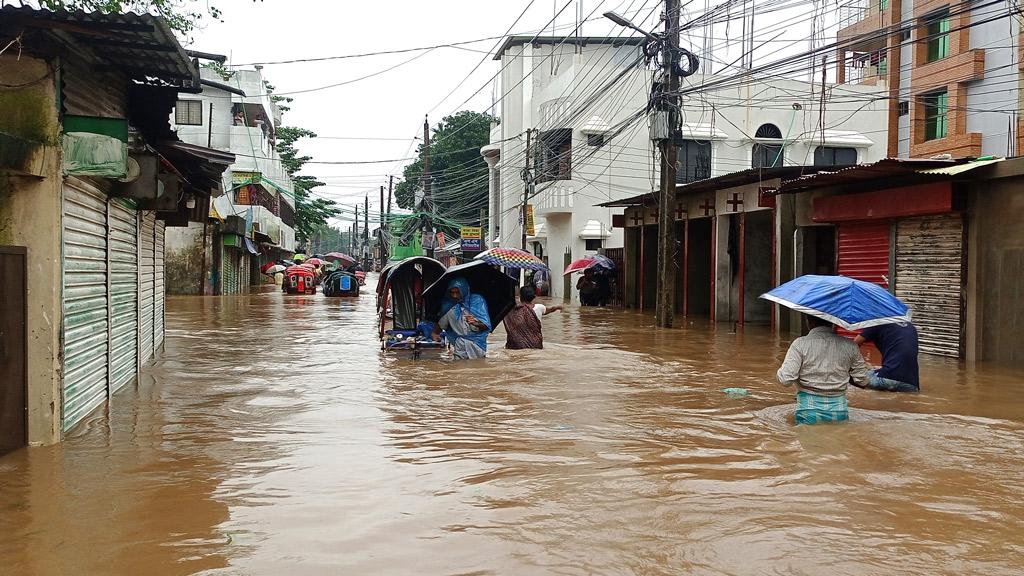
[165,222,209,295]
[967,178,1024,365]
[0,54,64,445]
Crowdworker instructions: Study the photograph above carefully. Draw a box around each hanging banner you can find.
[460,226,482,251]
[525,204,536,236]
[436,231,446,249]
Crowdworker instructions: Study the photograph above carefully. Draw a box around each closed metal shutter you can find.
[154,219,166,350]
[62,178,109,431]
[837,221,891,287]
[222,247,239,294]
[107,199,138,393]
[138,212,155,363]
[895,215,964,357]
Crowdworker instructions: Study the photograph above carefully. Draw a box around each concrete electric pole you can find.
[521,128,533,251]
[655,0,682,328]
[422,115,434,258]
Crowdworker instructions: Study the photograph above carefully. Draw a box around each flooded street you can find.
[2,279,1023,575]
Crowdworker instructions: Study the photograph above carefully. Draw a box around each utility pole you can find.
[363,194,369,267]
[379,185,385,269]
[385,175,394,261]
[655,0,682,328]
[354,203,359,258]
[422,115,434,258]
[521,128,533,251]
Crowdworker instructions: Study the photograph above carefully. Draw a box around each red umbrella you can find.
[563,257,598,275]
[260,261,277,274]
[306,258,325,267]
[324,252,357,267]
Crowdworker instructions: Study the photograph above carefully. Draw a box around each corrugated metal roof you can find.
[1,5,198,91]
[916,157,1004,175]
[776,158,967,194]
[599,165,837,207]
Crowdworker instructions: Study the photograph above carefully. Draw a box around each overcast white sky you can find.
[184,1,694,227]
[12,0,833,228]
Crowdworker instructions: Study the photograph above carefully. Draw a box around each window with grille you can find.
[535,129,572,182]
[587,133,605,147]
[175,100,203,125]
[898,101,909,116]
[923,90,948,141]
[926,12,951,62]
[752,144,783,168]
[676,140,712,184]
[585,239,603,251]
[813,147,858,166]
[752,123,783,168]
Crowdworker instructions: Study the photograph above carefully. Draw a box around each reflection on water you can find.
[2,276,1023,575]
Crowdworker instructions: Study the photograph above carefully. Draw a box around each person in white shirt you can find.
[777,314,870,424]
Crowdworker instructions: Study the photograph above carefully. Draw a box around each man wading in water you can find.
[503,286,561,349]
[776,314,870,424]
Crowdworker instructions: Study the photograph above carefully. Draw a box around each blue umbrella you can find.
[759,275,911,331]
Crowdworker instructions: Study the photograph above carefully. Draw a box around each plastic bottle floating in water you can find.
[721,387,749,396]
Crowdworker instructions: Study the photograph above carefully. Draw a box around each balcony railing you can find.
[534,183,575,214]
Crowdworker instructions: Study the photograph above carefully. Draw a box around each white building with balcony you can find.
[487,35,889,303]
[166,67,297,294]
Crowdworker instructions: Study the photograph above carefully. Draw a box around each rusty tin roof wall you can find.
[1,5,198,89]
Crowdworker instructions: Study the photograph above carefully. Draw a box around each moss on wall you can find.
[0,91,57,145]
[166,242,205,295]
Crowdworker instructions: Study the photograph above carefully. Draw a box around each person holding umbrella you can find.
[762,275,913,425]
[777,315,870,424]
[431,277,492,360]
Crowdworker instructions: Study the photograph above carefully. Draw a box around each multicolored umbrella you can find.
[760,275,911,330]
[473,247,548,271]
[263,264,286,276]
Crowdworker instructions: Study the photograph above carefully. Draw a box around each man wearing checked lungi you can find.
[777,314,871,424]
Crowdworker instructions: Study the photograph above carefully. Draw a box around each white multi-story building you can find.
[166,67,297,294]
[486,35,889,303]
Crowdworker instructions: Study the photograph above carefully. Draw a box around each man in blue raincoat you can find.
[431,277,491,359]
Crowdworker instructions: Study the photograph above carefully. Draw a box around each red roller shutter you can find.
[836,221,890,341]
[837,221,890,287]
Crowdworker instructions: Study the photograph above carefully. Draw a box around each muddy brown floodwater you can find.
[2,276,1023,575]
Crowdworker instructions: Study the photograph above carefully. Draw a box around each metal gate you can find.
[563,248,572,302]
[138,212,155,363]
[603,247,625,306]
[221,246,239,294]
[62,178,109,431]
[154,219,166,350]
[108,199,138,393]
[837,221,891,287]
[895,215,964,357]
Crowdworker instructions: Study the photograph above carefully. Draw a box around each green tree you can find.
[37,1,243,36]
[275,127,340,245]
[395,111,494,233]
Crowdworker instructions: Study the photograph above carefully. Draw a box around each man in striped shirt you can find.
[777,315,871,424]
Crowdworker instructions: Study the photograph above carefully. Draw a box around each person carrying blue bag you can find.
[431,277,491,360]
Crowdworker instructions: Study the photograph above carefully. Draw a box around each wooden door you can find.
[1,246,28,455]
